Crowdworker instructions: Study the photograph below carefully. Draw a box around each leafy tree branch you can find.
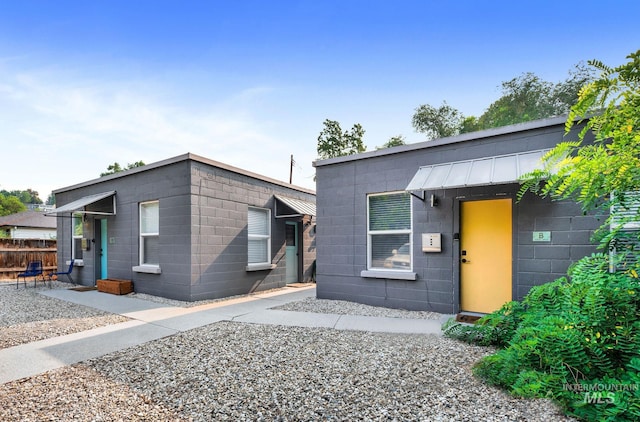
[316,119,366,159]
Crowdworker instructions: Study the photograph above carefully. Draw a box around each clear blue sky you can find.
[1,0,638,199]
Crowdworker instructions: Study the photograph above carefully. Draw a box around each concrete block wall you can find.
[115,162,193,300]
[301,220,316,282]
[190,162,280,300]
[515,191,601,299]
[188,161,316,301]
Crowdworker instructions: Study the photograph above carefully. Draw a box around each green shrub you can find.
[444,253,640,421]
[442,300,527,347]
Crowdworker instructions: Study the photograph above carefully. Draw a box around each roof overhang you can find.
[47,191,117,216]
[406,149,550,193]
[274,195,316,218]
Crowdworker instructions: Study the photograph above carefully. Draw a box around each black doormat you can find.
[456,313,482,323]
[69,286,98,292]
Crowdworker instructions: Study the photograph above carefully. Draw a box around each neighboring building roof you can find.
[26,204,55,212]
[53,153,316,195]
[0,210,56,229]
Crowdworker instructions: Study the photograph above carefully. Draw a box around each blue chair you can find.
[50,260,75,284]
[17,260,44,288]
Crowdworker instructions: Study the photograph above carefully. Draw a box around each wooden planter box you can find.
[97,278,133,295]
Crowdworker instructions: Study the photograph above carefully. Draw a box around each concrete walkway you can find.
[0,286,447,384]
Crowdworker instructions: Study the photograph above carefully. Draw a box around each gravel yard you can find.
[272,296,443,320]
[0,282,129,349]
[0,283,575,421]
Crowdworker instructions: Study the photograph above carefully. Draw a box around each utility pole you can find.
[289,154,294,184]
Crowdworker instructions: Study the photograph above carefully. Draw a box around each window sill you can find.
[246,263,277,272]
[361,270,417,281]
[132,265,162,274]
[69,260,84,267]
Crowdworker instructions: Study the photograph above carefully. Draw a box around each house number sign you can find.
[533,231,551,242]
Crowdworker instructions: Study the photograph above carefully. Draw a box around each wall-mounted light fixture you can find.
[430,194,438,207]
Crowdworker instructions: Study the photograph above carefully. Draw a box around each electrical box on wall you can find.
[422,233,442,253]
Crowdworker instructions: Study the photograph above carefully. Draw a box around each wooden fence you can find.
[0,239,57,280]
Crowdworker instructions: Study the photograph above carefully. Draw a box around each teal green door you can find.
[285,222,298,283]
[100,219,108,279]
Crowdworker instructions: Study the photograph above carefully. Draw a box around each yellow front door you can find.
[460,199,512,313]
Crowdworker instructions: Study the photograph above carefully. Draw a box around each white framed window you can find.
[72,213,83,260]
[247,207,272,268]
[139,201,159,266]
[611,191,640,231]
[367,192,412,271]
[610,191,640,272]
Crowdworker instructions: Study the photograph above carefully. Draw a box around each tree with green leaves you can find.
[476,72,556,128]
[411,101,462,140]
[0,189,42,204]
[460,116,482,134]
[550,62,595,113]
[100,161,146,177]
[0,193,27,216]
[376,134,406,150]
[475,64,594,130]
[413,64,595,140]
[316,119,366,159]
[520,49,640,256]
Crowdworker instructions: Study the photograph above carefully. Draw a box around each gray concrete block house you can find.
[49,153,316,301]
[313,116,602,315]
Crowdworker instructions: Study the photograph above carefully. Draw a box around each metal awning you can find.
[274,195,316,218]
[406,149,550,192]
[47,191,116,216]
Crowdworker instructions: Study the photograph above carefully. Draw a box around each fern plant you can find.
[445,253,640,421]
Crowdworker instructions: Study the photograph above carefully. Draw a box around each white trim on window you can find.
[363,191,414,278]
[247,206,272,270]
[245,263,277,272]
[361,269,418,280]
[133,265,162,274]
[138,200,160,270]
[610,191,640,272]
[611,191,640,230]
[71,213,84,261]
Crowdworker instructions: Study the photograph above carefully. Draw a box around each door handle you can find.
[461,258,470,263]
